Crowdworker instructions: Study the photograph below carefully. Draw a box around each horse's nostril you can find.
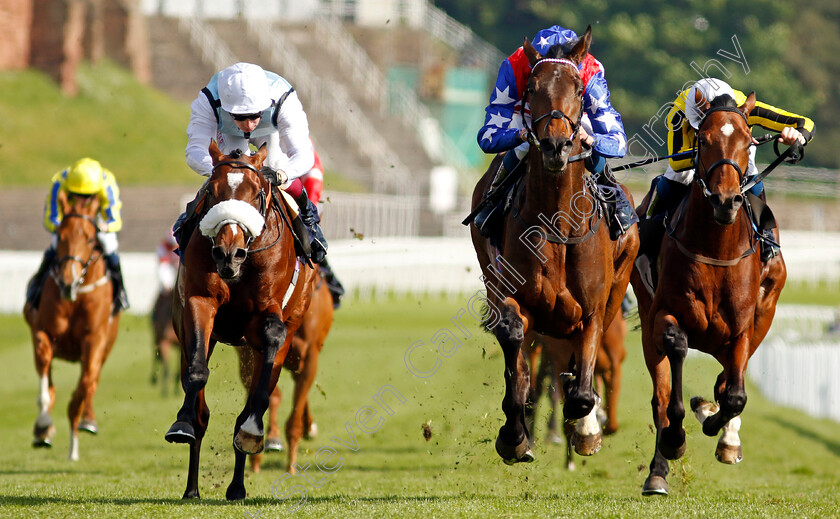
[212,246,225,262]
[233,248,247,261]
[733,194,743,206]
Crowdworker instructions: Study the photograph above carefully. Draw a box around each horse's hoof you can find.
[496,430,535,465]
[305,423,318,440]
[265,437,284,452]
[716,442,743,464]
[571,431,602,456]
[234,429,264,455]
[165,421,196,445]
[182,489,200,500]
[32,437,53,448]
[78,420,98,435]
[32,422,55,447]
[642,475,669,496]
[226,482,247,501]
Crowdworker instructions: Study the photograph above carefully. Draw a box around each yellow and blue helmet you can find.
[65,158,104,195]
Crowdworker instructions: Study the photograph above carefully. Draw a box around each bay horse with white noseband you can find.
[469,27,639,465]
[165,141,315,500]
[630,93,787,496]
[23,189,120,460]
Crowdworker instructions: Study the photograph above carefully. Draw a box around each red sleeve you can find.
[578,54,605,89]
[507,48,532,100]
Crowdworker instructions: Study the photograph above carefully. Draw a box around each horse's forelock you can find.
[710,94,737,109]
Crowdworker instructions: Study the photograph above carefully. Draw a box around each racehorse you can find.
[23,189,121,460]
[238,266,334,473]
[150,287,179,395]
[164,141,316,500]
[531,310,627,470]
[469,28,639,465]
[630,92,787,495]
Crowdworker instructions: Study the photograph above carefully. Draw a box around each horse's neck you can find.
[522,157,589,235]
[679,189,752,252]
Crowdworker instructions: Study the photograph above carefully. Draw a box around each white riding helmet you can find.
[218,62,271,115]
[685,78,736,130]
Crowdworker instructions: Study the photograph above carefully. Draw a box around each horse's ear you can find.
[740,91,756,118]
[523,38,542,67]
[568,26,592,64]
[208,139,224,165]
[694,87,711,114]
[253,142,268,167]
[57,188,70,215]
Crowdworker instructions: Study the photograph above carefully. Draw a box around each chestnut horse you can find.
[531,310,627,470]
[630,93,787,495]
[238,266,334,473]
[469,28,639,465]
[165,141,316,500]
[23,190,121,460]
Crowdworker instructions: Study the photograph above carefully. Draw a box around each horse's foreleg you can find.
[642,340,673,496]
[691,334,750,464]
[32,331,56,448]
[234,314,287,456]
[67,340,106,461]
[658,320,688,460]
[183,388,210,499]
[285,342,320,473]
[493,298,534,465]
[563,317,599,420]
[166,306,215,445]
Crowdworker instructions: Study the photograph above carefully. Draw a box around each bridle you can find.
[52,213,103,292]
[692,105,750,198]
[522,58,590,163]
[208,160,278,253]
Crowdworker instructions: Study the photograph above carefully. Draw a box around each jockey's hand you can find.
[260,166,288,187]
[519,128,529,143]
[779,126,806,146]
[578,127,595,147]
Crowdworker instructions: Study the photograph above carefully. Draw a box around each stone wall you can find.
[0,0,33,69]
[3,0,150,94]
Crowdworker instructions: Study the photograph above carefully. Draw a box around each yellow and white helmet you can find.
[65,157,104,195]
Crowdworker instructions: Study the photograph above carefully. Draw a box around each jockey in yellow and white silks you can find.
[642,77,814,264]
[27,158,129,314]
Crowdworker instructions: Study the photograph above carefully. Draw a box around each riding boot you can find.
[646,176,689,220]
[294,188,328,265]
[759,229,781,262]
[473,163,508,237]
[104,252,130,315]
[26,247,57,309]
[634,218,667,295]
[595,166,639,241]
[172,182,209,255]
[319,258,345,309]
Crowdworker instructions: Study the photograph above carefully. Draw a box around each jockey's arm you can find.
[477,59,526,154]
[257,91,314,182]
[666,103,696,173]
[43,172,64,233]
[583,73,627,158]
[747,99,814,145]
[185,94,219,177]
[97,171,123,233]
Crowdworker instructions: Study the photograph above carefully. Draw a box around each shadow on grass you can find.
[771,414,840,458]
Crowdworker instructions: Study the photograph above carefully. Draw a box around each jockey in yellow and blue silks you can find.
[473,25,636,240]
[26,158,129,314]
[643,78,814,263]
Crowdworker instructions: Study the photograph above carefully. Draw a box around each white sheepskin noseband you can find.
[199,199,265,238]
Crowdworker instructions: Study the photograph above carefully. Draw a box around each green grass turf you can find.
[0,297,839,518]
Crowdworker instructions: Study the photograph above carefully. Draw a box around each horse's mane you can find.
[710,94,737,109]
[545,41,577,59]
